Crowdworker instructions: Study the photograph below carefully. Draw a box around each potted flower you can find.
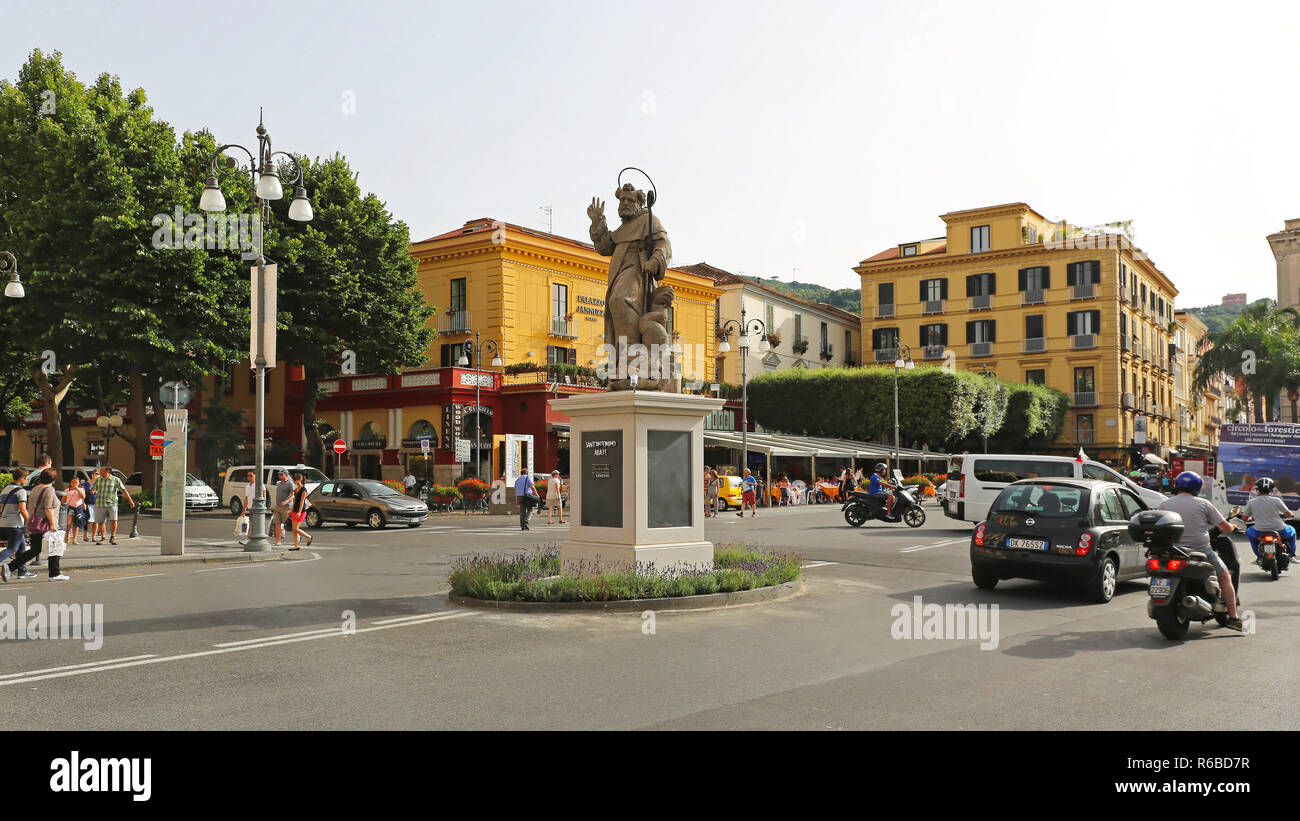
[429,484,460,505]
[457,478,490,501]
[765,332,782,348]
[792,338,809,355]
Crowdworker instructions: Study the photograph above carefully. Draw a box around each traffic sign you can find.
[333,439,347,455]
[455,438,471,463]
[419,436,431,456]
[150,429,165,446]
[150,443,164,459]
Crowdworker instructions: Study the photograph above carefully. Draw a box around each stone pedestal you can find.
[548,390,724,573]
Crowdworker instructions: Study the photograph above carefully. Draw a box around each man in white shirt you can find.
[1241,476,1297,560]
[403,470,417,496]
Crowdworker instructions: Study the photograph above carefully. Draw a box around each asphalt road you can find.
[3,501,1297,730]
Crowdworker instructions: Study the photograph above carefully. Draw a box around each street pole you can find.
[474,330,481,482]
[893,363,900,468]
[717,298,767,479]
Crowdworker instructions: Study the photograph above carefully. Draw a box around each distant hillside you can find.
[1185,298,1272,334]
[743,277,861,315]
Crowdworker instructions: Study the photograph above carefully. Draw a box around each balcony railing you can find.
[874,348,899,364]
[549,316,578,338]
[968,342,992,358]
[874,304,895,319]
[1122,392,1135,409]
[1021,288,1045,306]
[968,294,991,311]
[439,310,470,334]
[1070,333,1097,350]
[1070,282,1096,300]
[1021,337,1046,353]
[1078,429,1097,445]
[1073,392,1099,407]
[922,345,945,360]
[922,299,945,315]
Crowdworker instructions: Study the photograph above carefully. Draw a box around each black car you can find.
[970,478,1151,603]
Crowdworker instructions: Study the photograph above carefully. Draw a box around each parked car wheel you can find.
[305,509,322,529]
[367,509,387,529]
[229,497,243,516]
[972,570,999,590]
[1090,555,1119,603]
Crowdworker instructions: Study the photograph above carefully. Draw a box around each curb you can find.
[447,581,804,614]
[60,551,289,571]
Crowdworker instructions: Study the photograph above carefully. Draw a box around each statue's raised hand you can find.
[587,197,605,224]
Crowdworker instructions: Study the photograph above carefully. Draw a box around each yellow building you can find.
[1174,309,1230,450]
[855,202,1179,465]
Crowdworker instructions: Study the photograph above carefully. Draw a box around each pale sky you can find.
[5,0,1298,308]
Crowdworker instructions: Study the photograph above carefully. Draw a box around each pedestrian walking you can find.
[514,471,538,531]
[235,470,264,546]
[91,464,134,545]
[403,469,417,497]
[704,466,719,518]
[10,468,67,580]
[545,469,566,525]
[738,468,758,518]
[272,469,293,546]
[83,474,97,543]
[287,471,314,550]
[64,475,87,547]
[0,467,30,582]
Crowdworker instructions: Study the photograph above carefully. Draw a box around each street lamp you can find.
[95,413,124,463]
[716,299,768,479]
[200,110,313,551]
[459,330,502,483]
[893,343,915,467]
[0,252,24,298]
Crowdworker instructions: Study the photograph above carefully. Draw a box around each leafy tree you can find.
[260,154,434,469]
[1192,300,1300,421]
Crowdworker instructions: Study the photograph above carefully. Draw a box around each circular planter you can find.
[447,581,803,613]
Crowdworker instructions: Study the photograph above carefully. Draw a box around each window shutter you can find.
[1066,263,1077,287]
[568,348,577,365]
[986,273,996,295]
[1120,313,1127,336]
[987,320,996,343]
[965,274,976,296]
[940,278,948,300]
[1018,268,1027,291]
[1090,261,1101,284]
[1066,311,1077,336]
[965,321,975,344]
[1090,310,1100,333]
[919,280,927,302]
[940,324,948,345]
[1041,267,1051,289]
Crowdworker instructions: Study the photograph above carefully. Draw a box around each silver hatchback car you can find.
[305,479,429,529]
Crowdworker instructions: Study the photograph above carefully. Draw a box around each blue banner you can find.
[1219,423,1300,508]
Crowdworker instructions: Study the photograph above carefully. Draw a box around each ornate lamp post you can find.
[458,330,502,482]
[95,413,124,463]
[199,111,313,551]
[0,252,25,298]
[893,344,915,467]
[716,298,768,477]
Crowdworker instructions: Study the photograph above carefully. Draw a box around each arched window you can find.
[407,419,437,446]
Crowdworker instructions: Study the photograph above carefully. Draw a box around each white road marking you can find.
[86,573,167,583]
[0,654,158,680]
[0,585,35,591]
[0,611,476,687]
[195,562,274,573]
[215,627,342,647]
[899,538,967,553]
[801,561,838,569]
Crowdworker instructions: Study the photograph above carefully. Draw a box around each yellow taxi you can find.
[717,475,745,510]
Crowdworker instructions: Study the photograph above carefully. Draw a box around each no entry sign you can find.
[333,439,347,455]
[150,429,165,446]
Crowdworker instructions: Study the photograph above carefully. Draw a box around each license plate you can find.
[1006,537,1048,551]
[1149,577,1174,598]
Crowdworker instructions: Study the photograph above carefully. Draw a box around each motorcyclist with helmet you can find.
[868,462,897,517]
[1239,476,1298,562]
[1158,470,1243,631]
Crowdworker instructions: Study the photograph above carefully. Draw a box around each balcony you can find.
[1070,333,1097,350]
[922,299,945,315]
[968,294,992,311]
[1070,282,1096,300]
[874,304,895,319]
[1078,428,1097,445]
[1122,392,1135,409]
[968,342,992,358]
[1021,337,1046,353]
[549,316,578,338]
[1073,392,1099,407]
[922,345,945,360]
[1121,336,1130,353]
[439,310,470,335]
[1129,290,1139,307]
[874,348,899,364]
[1021,288,1045,306]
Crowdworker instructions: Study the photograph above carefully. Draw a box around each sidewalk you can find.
[47,535,286,572]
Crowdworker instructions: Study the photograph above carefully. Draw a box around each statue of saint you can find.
[589,182,673,389]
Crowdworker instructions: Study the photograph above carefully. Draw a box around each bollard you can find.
[129,501,140,538]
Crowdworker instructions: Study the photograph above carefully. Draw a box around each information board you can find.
[581,430,623,528]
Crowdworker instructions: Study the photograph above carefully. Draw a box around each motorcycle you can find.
[1230,506,1292,581]
[1132,510,1241,641]
[842,484,926,528]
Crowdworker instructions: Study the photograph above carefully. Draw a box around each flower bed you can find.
[457,478,489,498]
[449,544,803,602]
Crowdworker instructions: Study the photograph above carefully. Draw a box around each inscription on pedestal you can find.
[581,430,623,528]
[647,429,692,528]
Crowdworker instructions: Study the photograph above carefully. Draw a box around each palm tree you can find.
[1192,300,1300,421]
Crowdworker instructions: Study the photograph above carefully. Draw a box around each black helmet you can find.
[1256,477,1276,495]
[1128,509,1184,547]
[874,462,888,473]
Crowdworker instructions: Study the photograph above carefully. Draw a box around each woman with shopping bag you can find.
[9,468,67,580]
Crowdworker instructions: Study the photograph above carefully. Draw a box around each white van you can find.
[944,454,1166,523]
[221,464,328,514]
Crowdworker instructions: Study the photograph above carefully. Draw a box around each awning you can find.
[1144,453,1167,467]
[702,430,947,461]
